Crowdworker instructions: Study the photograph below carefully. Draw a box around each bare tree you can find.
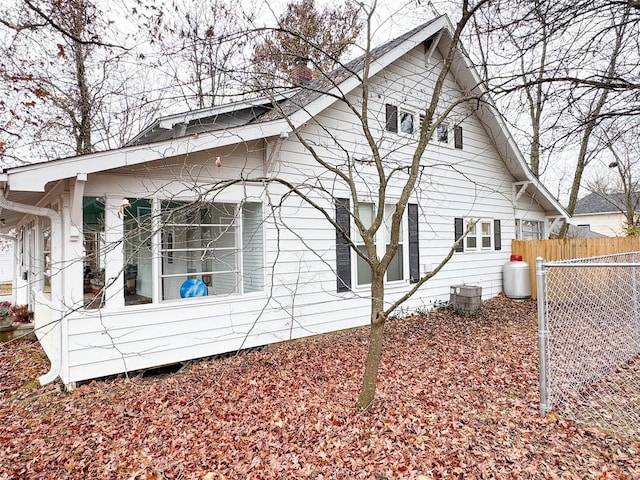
[468,0,640,236]
[585,125,640,235]
[151,0,253,110]
[243,1,499,408]
[0,0,163,163]
[252,0,364,87]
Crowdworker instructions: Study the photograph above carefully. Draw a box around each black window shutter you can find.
[385,104,398,133]
[454,125,463,149]
[408,203,420,283]
[494,219,502,251]
[335,198,352,292]
[454,217,464,252]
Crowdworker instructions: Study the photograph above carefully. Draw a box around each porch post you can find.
[151,197,161,303]
[103,195,125,308]
[58,193,84,308]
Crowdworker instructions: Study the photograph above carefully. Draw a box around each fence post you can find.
[536,256,550,416]
[634,252,640,355]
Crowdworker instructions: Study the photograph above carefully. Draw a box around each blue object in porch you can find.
[180,278,208,298]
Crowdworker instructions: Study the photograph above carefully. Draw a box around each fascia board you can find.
[7,120,289,192]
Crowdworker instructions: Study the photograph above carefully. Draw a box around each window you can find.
[455,218,501,252]
[83,197,106,308]
[399,111,414,134]
[481,221,492,248]
[83,199,264,306]
[42,223,51,296]
[335,200,420,291]
[516,219,545,240]
[385,103,414,134]
[465,220,492,250]
[123,198,152,305]
[437,123,449,143]
[385,204,404,282]
[355,203,374,286]
[160,201,263,301]
[354,203,405,286]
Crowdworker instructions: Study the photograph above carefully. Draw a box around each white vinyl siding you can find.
[242,203,264,293]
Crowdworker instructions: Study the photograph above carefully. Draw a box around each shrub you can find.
[11,304,33,323]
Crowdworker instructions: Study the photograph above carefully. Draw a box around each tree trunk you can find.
[355,276,385,410]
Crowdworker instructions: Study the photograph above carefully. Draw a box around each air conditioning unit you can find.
[450,285,482,316]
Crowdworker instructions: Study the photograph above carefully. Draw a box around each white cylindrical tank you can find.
[503,254,531,300]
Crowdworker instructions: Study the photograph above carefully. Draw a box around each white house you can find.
[572,192,638,236]
[0,16,567,387]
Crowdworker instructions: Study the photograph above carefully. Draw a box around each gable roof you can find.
[0,15,568,224]
[550,223,607,238]
[574,192,640,215]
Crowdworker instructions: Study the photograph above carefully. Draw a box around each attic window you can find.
[437,123,449,143]
[386,103,414,134]
[399,111,414,134]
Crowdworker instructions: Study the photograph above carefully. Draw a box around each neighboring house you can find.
[572,192,639,236]
[0,16,567,387]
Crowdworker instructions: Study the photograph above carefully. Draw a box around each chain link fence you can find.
[537,252,640,439]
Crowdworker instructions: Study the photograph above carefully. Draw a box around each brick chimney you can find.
[290,57,312,85]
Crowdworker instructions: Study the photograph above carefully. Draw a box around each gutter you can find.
[0,189,63,385]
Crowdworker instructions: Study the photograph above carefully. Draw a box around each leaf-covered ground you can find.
[1,295,638,479]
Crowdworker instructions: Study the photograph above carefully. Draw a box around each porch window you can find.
[83,197,105,308]
[160,201,263,301]
[123,198,153,305]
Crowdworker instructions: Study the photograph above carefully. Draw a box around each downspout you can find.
[0,189,63,385]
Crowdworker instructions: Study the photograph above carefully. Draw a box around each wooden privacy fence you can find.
[512,237,640,299]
